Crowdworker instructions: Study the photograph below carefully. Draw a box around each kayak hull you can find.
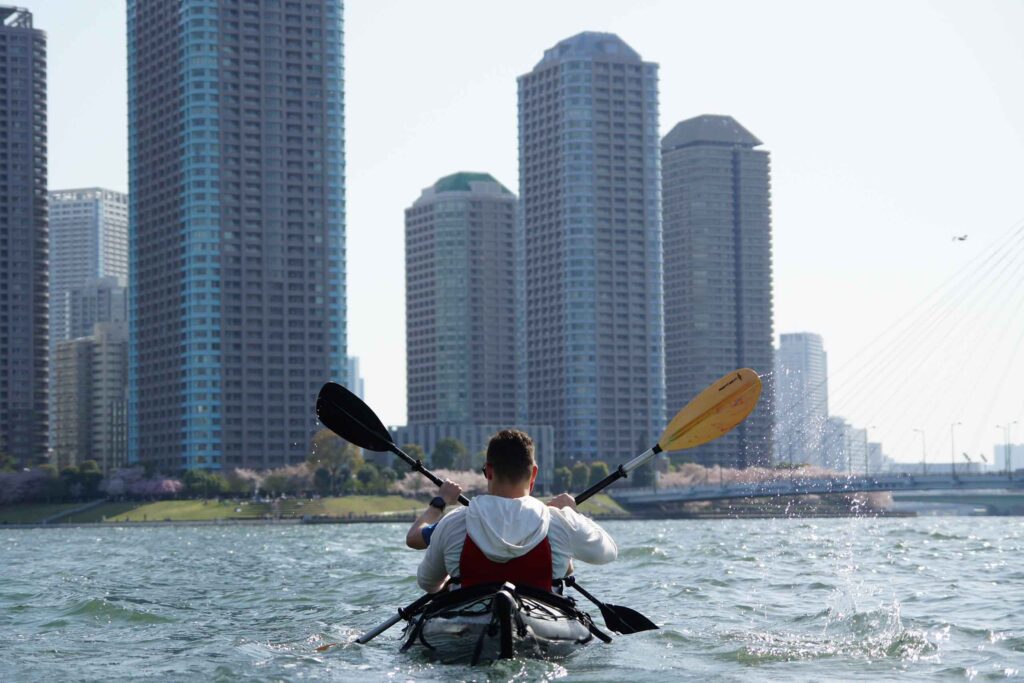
[401,582,602,664]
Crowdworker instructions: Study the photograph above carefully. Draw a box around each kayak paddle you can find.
[316,382,471,506]
[561,576,657,634]
[574,368,762,505]
[317,368,761,646]
[317,368,760,508]
[317,589,440,651]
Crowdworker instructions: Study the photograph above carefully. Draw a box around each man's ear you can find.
[529,464,538,492]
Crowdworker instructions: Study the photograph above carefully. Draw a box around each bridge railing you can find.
[609,470,1022,503]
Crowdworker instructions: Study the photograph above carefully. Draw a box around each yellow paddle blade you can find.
[658,368,762,452]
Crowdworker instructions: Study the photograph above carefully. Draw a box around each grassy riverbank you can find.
[0,503,84,524]
[0,493,627,525]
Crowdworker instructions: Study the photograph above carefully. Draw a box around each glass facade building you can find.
[48,189,128,348]
[0,7,47,465]
[48,189,128,449]
[405,172,517,425]
[518,33,666,464]
[662,115,774,467]
[774,332,828,467]
[128,0,346,472]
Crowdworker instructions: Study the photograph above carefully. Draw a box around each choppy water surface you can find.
[2,517,1023,681]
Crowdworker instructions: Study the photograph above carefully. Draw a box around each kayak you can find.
[400,581,610,664]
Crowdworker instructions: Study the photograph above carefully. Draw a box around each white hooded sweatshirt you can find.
[416,495,618,593]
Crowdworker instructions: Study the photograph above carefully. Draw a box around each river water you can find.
[2,517,1022,681]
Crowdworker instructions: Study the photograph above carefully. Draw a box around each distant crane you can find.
[952,234,968,241]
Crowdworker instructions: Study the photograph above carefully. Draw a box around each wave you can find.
[618,546,670,560]
[64,598,175,625]
[723,599,939,665]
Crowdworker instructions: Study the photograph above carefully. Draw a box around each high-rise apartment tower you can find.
[518,33,666,464]
[54,321,128,474]
[128,0,346,472]
[662,115,774,467]
[0,7,47,465]
[47,189,127,449]
[774,332,828,466]
[405,172,517,425]
[48,189,128,347]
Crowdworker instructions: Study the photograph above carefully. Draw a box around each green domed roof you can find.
[433,172,512,195]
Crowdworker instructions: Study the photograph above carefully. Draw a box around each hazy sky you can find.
[38,0,1024,464]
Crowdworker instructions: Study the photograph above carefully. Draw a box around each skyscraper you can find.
[48,189,127,450]
[51,277,128,460]
[774,332,828,466]
[0,7,47,466]
[518,33,666,465]
[54,321,128,474]
[128,0,346,472]
[662,115,774,467]
[48,189,128,347]
[405,172,517,425]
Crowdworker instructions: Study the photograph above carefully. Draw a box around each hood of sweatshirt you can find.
[465,495,551,562]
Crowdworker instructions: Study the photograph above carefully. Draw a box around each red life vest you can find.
[458,534,553,592]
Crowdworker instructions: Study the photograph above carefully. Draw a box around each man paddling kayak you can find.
[416,429,617,593]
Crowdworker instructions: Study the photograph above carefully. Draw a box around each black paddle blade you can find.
[316,382,394,452]
[600,603,659,634]
[565,578,658,635]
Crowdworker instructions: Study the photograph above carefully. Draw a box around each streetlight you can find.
[1012,421,1019,476]
[997,421,1019,477]
[913,428,927,475]
[950,422,962,477]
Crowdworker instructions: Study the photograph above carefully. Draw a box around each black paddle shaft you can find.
[355,578,454,645]
[574,466,627,506]
[574,444,663,505]
[391,443,471,506]
[316,383,470,506]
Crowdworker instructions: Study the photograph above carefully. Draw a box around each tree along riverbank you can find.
[0,493,627,525]
[0,494,921,529]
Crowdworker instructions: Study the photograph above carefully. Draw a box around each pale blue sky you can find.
[37,0,1024,463]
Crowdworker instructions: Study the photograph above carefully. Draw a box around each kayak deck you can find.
[400,582,607,664]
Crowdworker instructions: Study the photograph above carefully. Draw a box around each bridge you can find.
[609,471,1024,506]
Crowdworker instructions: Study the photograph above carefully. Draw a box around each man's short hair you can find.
[486,429,535,483]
